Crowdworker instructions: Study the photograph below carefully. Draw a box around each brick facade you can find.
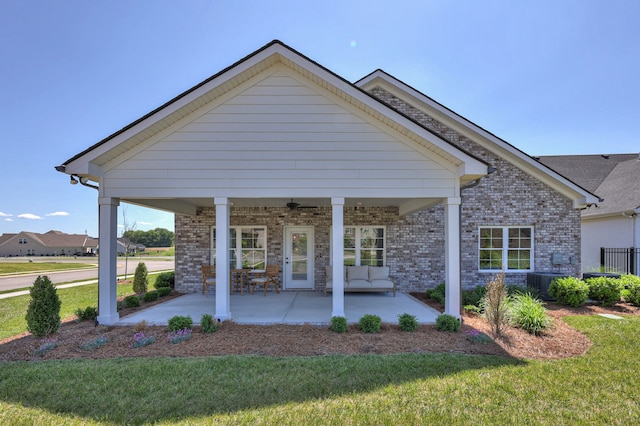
[173,88,582,294]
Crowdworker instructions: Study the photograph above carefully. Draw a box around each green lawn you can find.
[0,262,95,275]
[0,282,136,340]
[0,272,168,340]
[0,315,638,424]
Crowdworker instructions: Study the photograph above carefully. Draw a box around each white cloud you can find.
[4,218,13,222]
[138,221,153,226]
[0,211,12,217]
[18,213,43,220]
[46,211,70,217]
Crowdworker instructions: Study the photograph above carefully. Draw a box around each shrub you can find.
[426,283,446,304]
[621,274,640,306]
[330,316,348,333]
[398,313,418,332]
[510,293,552,335]
[508,286,540,298]
[157,287,172,297]
[33,337,58,356]
[82,335,108,350]
[168,315,193,332]
[132,332,155,348]
[482,272,510,336]
[586,276,623,306]
[549,276,589,307]
[463,304,482,315]
[124,295,141,308]
[142,291,159,302]
[359,314,382,333]
[435,314,460,332]
[154,271,175,290]
[75,306,98,321]
[462,285,486,307]
[200,314,218,333]
[168,328,192,344]
[25,275,61,338]
[133,262,148,294]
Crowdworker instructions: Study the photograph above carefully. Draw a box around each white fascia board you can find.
[357,71,600,207]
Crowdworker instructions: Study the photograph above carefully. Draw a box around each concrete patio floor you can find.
[117,291,441,326]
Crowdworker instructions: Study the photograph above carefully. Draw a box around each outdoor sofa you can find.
[324,265,396,296]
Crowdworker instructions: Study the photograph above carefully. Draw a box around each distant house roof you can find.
[537,154,640,218]
[0,230,98,249]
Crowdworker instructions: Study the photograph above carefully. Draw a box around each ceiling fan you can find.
[286,199,317,210]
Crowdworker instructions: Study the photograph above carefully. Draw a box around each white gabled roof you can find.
[356,70,601,208]
[60,41,488,185]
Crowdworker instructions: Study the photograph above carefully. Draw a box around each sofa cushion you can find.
[368,266,390,280]
[370,279,394,289]
[347,265,369,281]
[348,279,372,289]
[326,279,333,288]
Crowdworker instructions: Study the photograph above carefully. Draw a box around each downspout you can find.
[458,166,497,321]
[55,166,100,324]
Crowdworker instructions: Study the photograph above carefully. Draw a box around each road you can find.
[0,257,175,292]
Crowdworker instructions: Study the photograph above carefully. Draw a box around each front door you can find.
[284,226,314,289]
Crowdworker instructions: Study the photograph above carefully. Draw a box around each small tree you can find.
[482,272,510,336]
[133,262,148,294]
[25,275,61,338]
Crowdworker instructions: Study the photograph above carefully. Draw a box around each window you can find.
[212,226,267,270]
[343,226,385,266]
[18,238,27,244]
[479,227,533,271]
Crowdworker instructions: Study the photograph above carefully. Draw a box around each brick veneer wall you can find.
[369,86,583,286]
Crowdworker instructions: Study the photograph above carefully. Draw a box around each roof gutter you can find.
[55,165,99,191]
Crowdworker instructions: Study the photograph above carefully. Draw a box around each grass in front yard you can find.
[0,262,95,275]
[0,283,135,340]
[0,316,638,424]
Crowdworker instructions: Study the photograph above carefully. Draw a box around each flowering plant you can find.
[33,337,58,356]
[168,328,192,344]
[82,334,108,350]
[465,329,493,343]
[132,331,155,348]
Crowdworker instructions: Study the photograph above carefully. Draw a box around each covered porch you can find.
[117,291,441,326]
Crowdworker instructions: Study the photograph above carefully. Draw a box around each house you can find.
[117,238,146,256]
[0,230,98,257]
[56,40,598,325]
[537,154,640,273]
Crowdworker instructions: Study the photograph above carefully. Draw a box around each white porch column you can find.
[214,197,231,321]
[97,197,120,325]
[331,197,345,318]
[444,197,462,319]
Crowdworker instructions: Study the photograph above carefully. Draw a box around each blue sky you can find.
[1,0,638,237]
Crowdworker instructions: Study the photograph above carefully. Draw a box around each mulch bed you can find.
[1,292,638,362]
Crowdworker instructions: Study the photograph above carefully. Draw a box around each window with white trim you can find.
[211,226,267,270]
[479,226,533,271]
[343,226,386,266]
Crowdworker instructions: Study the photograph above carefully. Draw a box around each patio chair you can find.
[201,265,216,296]
[251,264,280,296]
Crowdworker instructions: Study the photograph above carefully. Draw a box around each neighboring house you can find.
[117,238,146,256]
[537,154,640,273]
[56,40,598,325]
[0,230,98,257]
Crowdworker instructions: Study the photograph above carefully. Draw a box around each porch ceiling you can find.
[124,196,442,216]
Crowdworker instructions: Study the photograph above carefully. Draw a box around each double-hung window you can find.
[212,226,267,270]
[479,226,533,272]
[343,226,385,266]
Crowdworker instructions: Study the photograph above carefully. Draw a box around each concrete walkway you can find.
[118,291,441,326]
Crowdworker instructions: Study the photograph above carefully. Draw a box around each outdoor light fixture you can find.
[70,175,79,185]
